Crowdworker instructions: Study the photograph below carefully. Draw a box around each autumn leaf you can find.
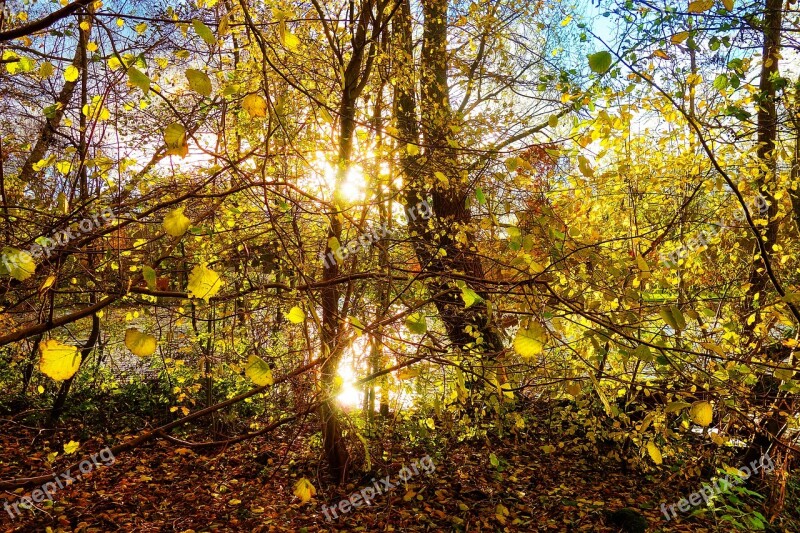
[646,442,663,465]
[245,355,274,386]
[514,322,546,358]
[192,19,216,46]
[688,0,714,13]
[690,401,713,427]
[1,247,36,281]
[163,207,191,237]
[164,122,188,157]
[293,478,316,503]
[125,329,157,357]
[63,440,80,455]
[405,312,427,334]
[64,65,80,82]
[284,306,305,323]
[243,93,268,117]
[127,66,150,95]
[39,340,80,381]
[186,69,212,97]
[187,264,223,302]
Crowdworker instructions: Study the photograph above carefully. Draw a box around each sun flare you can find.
[310,151,366,203]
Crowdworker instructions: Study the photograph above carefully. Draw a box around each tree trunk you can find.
[741,0,784,469]
[394,0,504,366]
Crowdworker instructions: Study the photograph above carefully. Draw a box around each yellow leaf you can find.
[293,478,316,503]
[688,0,713,13]
[283,31,300,50]
[653,49,670,59]
[164,122,188,157]
[187,264,223,302]
[39,340,80,381]
[63,440,80,455]
[406,143,420,156]
[285,306,305,323]
[671,32,690,44]
[513,323,546,358]
[690,401,713,427]
[124,328,157,357]
[243,93,267,117]
[163,207,191,237]
[64,65,80,82]
[646,442,663,465]
[39,275,56,293]
[577,155,594,177]
[40,61,55,78]
[2,247,36,281]
[186,68,212,97]
[722,0,734,9]
[245,355,274,386]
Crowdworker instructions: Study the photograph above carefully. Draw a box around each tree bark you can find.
[394,0,504,366]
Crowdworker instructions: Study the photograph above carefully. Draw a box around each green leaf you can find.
[245,355,273,386]
[587,51,612,74]
[127,66,150,95]
[192,19,216,46]
[665,401,691,413]
[634,344,653,362]
[713,74,729,91]
[186,69,212,97]
[660,307,679,330]
[348,316,366,335]
[489,453,499,468]
[405,312,427,334]
[143,266,157,290]
[669,305,686,329]
[460,286,483,308]
[475,187,487,205]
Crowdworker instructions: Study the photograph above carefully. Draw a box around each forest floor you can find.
[1,403,797,533]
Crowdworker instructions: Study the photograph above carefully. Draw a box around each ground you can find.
[0,405,796,533]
